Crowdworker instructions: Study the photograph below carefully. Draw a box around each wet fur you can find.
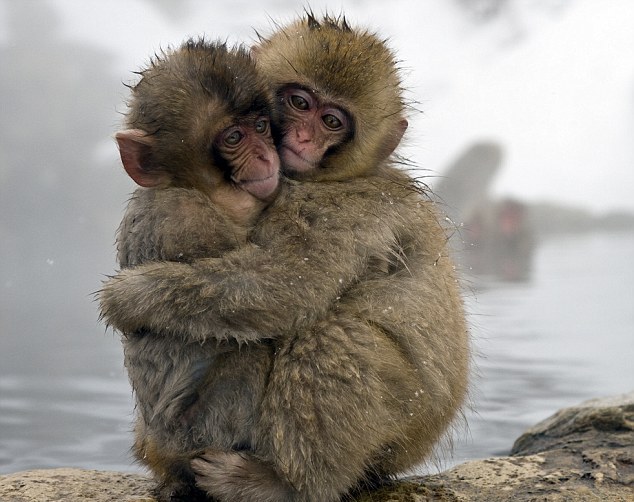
[103,39,279,500]
[100,15,469,502]
[118,188,275,500]
[102,175,469,501]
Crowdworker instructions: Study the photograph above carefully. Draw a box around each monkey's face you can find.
[214,114,280,201]
[254,14,409,181]
[276,86,352,177]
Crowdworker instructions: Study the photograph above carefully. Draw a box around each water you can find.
[1,231,632,475]
[451,230,634,467]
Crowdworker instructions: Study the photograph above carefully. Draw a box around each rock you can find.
[2,393,632,501]
[0,468,156,502]
[511,392,634,456]
[368,391,633,502]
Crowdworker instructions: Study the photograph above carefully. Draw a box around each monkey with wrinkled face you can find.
[109,39,280,501]
[100,14,470,502]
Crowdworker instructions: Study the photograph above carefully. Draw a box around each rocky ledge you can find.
[1,392,632,502]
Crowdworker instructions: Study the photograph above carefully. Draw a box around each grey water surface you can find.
[1,231,632,475]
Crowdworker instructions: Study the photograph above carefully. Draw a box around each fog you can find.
[1,0,633,475]
[12,0,633,213]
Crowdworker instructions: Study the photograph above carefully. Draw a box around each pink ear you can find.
[115,129,169,187]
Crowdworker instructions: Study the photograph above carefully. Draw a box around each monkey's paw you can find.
[192,450,247,490]
[97,267,158,333]
[192,450,290,502]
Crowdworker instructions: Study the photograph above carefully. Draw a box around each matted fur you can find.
[100,14,470,502]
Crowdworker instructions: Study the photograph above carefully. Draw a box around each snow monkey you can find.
[100,14,469,502]
[108,38,280,500]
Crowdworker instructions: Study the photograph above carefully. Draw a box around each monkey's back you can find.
[250,172,469,490]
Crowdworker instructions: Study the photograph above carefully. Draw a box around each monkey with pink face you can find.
[100,14,469,502]
[106,39,280,501]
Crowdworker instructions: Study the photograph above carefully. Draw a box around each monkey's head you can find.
[254,13,408,182]
[116,39,280,203]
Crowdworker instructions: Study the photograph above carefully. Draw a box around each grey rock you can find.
[371,391,634,502]
[511,391,634,456]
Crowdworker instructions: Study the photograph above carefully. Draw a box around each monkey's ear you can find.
[115,129,170,188]
[379,118,408,160]
[250,44,261,59]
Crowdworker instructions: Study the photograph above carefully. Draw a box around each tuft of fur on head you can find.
[124,38,275,187]
[255,12,407,181]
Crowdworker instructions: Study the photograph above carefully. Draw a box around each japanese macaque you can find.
[108,39,280,500]
[99,13,470,502]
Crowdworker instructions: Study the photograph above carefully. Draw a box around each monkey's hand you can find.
[99,264,185,336]
[98,260,266,344]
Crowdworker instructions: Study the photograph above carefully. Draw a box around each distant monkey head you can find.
[254,13,408,181]
[116,39,280,206]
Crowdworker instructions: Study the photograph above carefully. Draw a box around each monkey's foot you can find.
[192,450,292,502]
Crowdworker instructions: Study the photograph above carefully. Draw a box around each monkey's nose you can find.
[295,126,313,143]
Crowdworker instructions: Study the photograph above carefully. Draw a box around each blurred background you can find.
[1,0,633,475]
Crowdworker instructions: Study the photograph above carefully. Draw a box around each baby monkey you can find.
[101,14,469,502]
[111,39,280,500]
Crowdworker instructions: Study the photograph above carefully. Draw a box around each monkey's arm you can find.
[99,180,403,343]
[99,230,377,343]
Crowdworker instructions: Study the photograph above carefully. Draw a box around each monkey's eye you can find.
[322,114,343,130]
[255,118,269,134]
[290,94,309,111]
[321,108,347,131]
[224,130,243,146]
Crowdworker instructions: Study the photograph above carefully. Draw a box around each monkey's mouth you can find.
[280,145,316,173]
[237,174,279,200]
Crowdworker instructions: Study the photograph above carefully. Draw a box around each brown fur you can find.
[99,14,469,502]
[123,39,276,196]
[254,12,406,181]
[104,39,279,501]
